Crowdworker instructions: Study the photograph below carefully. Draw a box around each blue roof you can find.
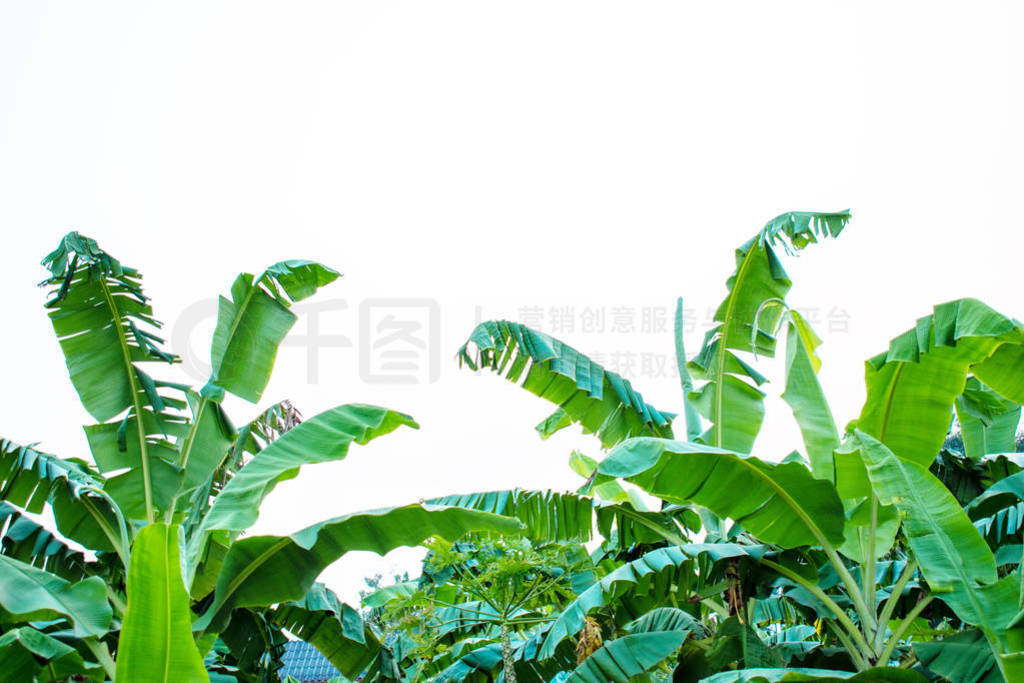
[279,641,342,682]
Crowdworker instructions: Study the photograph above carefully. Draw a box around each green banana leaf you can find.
[855,299,1024,475]
[597,438,846,549]
[0,626,103,683]
[567,630,688,683]
[854,430,1022,654]
[195,504,524,633]
[536,407,573,439]
[216,608,288,678]
[361,580,420,609]
[541,543,765,658]
[40,232,179,422]
[188,404,417,585]
[116,523,208,682]
[271,583,380,679]
[966,470,1024,528]
[208,260,339,403]
[42,233,185,523]
[458,320,675,449]
[0,502,91,581]
[956,378,1022,459]
[625,607,707,636]
[426,489,594,542]
[688,211,849,454]
[428,487,691,549]
[0,554,111,638]
[913,628,1001,683]
[199,404,416,537]
[0,439,121,555]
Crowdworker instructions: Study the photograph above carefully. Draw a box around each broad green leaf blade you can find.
[913,628,1001,683]
[426,489,594,542]
[0,555,111,637]
[856,299,1024,472]
[0,440,119,554]
[116,523,208,682]
[271,583,380,679]
[193,404,417,546]
[0,502,91,581]
[688,211,849,454]
[780,315,840,483]
[541,543,765,658]
[0,627,103,682]
[41,232,179,422]
[569,451,638,504]
[177,392,235,492]
[208,261,339,403]
[42,233,183,522]
[195,504,523,633]
[837,496,900,565]
[853,430,1015,636]
[956,377,1022,459]
[966,470,1024,522]
[428,487,688,549]
[361,580,419,609]
[625,606,706,636]
[458,320,675,449]
[598,438,845,549]
[535,407,573,439]
[566,630,687,683]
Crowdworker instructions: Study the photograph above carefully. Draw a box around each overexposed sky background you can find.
[2,2,1022,603]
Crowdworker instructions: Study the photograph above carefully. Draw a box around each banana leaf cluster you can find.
[5,211,1024,683]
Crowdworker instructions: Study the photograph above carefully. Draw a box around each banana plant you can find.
[457,210,1024,680]
[0,233,523,681]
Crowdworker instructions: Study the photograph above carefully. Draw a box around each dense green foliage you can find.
[4,211,1024,682]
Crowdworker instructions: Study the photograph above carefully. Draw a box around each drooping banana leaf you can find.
[625,606,707,636]
[42,233,184,523]
[427,488,601,544]
[200,404,416,537]
[187,404,417,585]
[540,543,765,658]
[853,429,1024,672]
[458,320,675,449]
[0,626,103,683]
[0,502,91,581]
[0,554,112,638]
[115,523,208,682]
[218,608,288,680]
[913,628,1002,683]
[194,504,523,633]
[687,210,849,454]
[566,630,688,683]
[207,260,339,403]
[536,407,573,440]
[855,299,1024,475]
[597,438,846,549]
[956,377,1022,459]
[427,488,690,549]
[0,440,120,554]
[271,583,380,679]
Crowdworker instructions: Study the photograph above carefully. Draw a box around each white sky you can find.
[2,2,1023,603]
